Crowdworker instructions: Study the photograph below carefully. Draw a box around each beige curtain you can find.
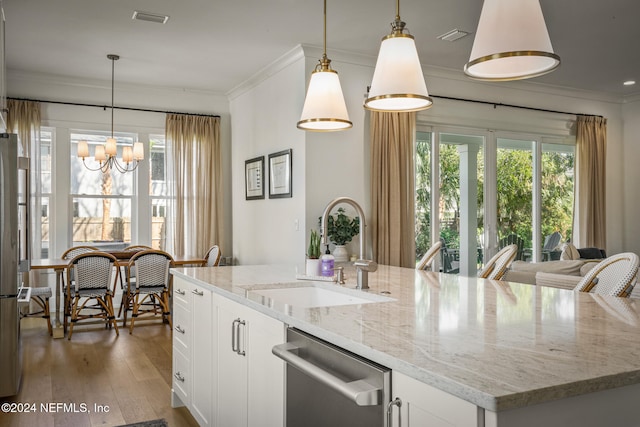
[166,114,222,257]
[6,99,43,259]
[573,115,607,249]
[370,111,416,267]
[7,99,40,157]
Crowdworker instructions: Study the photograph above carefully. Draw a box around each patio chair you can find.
[203,245,222,267]
[542,231,562,261]
[65,252,120,340]
[122,249,174,333]
[574,252,639,297]
[416,241,442,271]
[478,244,518,280]
[499,234,525,261]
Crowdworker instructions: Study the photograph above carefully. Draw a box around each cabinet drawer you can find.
[172,348,191,407]
[173,304,191,354]
[173,278,193,308]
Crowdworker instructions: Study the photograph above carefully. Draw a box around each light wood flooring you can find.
[0,318,199,427]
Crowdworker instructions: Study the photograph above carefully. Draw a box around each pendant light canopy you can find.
[464,0,560,81]
[297,0,352,132]
[364,0,432,112]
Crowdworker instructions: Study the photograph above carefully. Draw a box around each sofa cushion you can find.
[511,260,585,276]
[577,247,607,259]
[560,243,580,260]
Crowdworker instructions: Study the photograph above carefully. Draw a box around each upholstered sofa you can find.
[502,259,597,285]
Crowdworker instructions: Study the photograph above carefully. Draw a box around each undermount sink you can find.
[249,283,395,308]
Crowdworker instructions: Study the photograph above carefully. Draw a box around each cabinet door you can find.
[216,296,249,427]
[391,371,478,427]
[191,285,214,426]
[246,308,285,427]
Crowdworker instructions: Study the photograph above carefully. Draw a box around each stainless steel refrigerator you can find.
[0,133,29,397]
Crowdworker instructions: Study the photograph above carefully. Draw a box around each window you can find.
[38,128,53,258]
[150,134,169,250]
[70,130,136,249]
[415,127,575,275]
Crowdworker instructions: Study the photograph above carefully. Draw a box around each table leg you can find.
[51,268,65,339]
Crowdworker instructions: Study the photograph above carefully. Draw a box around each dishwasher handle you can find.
[272,342,381,406]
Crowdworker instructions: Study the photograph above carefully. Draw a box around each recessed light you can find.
[437,29,470,42]
[623,80,636,86]
[132,10,169,24]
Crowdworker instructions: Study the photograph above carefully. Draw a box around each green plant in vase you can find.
[321,207,360,262]
[305,230,322,276]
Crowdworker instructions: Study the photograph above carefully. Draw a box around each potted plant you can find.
[306,230,321,276]
[323,207,360,262]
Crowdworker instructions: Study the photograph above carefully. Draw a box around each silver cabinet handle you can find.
[231,319,239,353]
[192,289,204,296]
[174,325,185,334]
[175,289,186,296]
[387,397,402,427]
[272,343,381,406]
[174,372,185,382]
[236,319,246,356]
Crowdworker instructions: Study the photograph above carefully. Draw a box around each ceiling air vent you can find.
[437,29,469,42]
[132,11,169,24]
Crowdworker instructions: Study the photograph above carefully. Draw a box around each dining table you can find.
[30,250,206,338]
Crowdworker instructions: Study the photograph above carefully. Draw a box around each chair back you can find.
[204,245,222,267]
[416,241,442,271]
[129,250,173,290]
[67,252,118,293]
[478,244,518,280]
[499,234,524,261]
[62,245,99,260]
[574,252,639,297]
[542,232,562,252]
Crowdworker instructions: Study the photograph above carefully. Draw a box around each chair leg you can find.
[162,291,172,328]
[43,297,52,336]
[105,294,119,337]
[129,293,140,334]
[67,297,80,340]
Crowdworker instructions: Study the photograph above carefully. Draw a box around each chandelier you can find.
[77,54,144,173]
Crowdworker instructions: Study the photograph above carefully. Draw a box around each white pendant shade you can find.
[465,0,560,81]
[364,34,432,112]
[298,68,352,131]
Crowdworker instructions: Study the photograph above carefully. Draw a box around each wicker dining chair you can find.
[122,249,174,334]
[61,245,99,329]
[203,245,222,267]
[416,241,442,271]
[574,252,639,297]
[65,252,120,340]
[478,244,518,280]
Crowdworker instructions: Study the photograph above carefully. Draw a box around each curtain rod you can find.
[430,94,603,118]
[7,96,221,118]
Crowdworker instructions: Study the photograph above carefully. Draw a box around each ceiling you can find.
[4,0,640,99]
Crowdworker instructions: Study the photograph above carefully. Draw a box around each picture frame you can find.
[268,149,292,199]
[245,156,265,200]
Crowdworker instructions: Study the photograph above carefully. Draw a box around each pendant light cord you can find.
[111,56,114,138]
[395,0,400,20]
[323,0,327,57]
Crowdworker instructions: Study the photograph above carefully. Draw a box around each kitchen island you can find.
[171,264,640,426]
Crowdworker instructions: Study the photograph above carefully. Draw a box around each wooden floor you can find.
[1,318,199,427]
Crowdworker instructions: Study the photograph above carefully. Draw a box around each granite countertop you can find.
[170,264,640,412]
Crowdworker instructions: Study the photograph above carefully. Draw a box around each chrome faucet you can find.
[320,197,378,290]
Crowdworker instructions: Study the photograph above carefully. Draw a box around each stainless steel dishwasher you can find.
[272,328,391,427]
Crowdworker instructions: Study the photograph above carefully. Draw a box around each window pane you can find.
[415,131,432,265]
[541,143,574,259]
[151,198,167,250]
[439,133,484,275]
[150,135,167,196]
[40,129,53,193]
[70,131,135,195]
[496,138,533,261]
[72,197,131,248]
[41,196,50,258]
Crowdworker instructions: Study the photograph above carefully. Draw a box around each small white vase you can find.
[333,245,349,263]
[305,258,321,276]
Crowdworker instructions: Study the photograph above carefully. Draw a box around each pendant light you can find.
[464,0,560,81]
[77,54,144,173]
[297,0,352,131]
[363,0,432,112]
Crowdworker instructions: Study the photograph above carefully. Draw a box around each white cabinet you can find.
[171,277,215,427]
[390,371,479,427]
[215,294,285,427]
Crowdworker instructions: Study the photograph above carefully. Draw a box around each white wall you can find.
[622,96,640,256]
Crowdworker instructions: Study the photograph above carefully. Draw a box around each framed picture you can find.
[245,156,265,200]
[268,149,292,199]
